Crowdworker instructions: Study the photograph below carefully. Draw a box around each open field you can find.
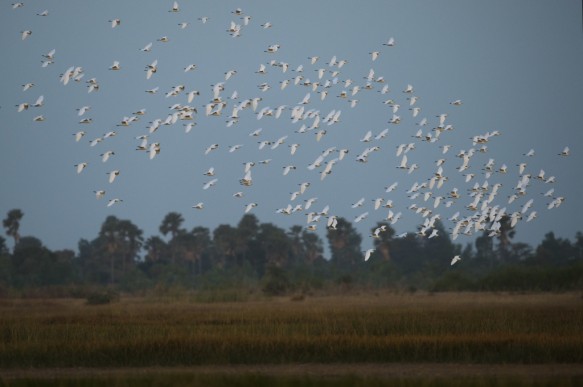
[1,292,582,385]
[2,364,583,386]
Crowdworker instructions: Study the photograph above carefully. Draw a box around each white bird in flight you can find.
[108,170,120,184]
[364,249,375,261]
[245,203,258,213]
[74,162,88,174]
[203,178,218,190]
[107,198,123,207]
[559,146,570,156]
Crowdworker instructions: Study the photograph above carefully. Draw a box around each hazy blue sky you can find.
[1,0,582,254]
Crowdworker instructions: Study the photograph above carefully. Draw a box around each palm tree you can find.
[370,222,395,261]
[258,223,291,268]
[160,212,185,265]
[159,212,184,240]
[144,236,168,263]
[496,215,516,262]
[236,214,259,266]
[213,224,238,269]
[191,227,211,275]
[117,219,144,274]
[0,236,8,256]
[3,209,24,250]
[99,215,121,284]
[287,225,304,265]
[326,217,362,271]
[301,230,323,265]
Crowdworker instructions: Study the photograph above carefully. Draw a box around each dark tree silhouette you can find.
[3,209,24,250]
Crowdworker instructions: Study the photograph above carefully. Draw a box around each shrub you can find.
[85,289,119,305]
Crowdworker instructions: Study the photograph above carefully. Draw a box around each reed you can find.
[1,292,582,368]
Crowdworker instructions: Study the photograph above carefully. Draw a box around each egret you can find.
[559,146,570,156]
[100,151,115,163]
[203,178,218,190]
[282,165,296,176]
[140,42,153,52]
[74,162,88,174]
[364,249,375,261]
[109,61,121,70]
[383,37,395,46]
[205,144,219,155]
[107,198,122,207]
[355,212,369,223]
[108,170,120,183]
[244,203,257,213]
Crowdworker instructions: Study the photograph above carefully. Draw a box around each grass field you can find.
[1,292,582,385]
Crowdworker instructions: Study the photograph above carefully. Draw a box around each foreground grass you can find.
[4,374,583,387]
[0,292,582,367]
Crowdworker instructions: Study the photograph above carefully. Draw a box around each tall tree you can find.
[237,214,260,267]
[327,217,362,272]
[97,216,143,283]
[171,227,211,276]
[159,212,185,264]
[144,236,168,263]
[390,233,425,276]
[11,236,66,287]
[190,226,211,275]
[496,215,516,261]
[301,229,324,265]
[0,235,11,287]
[99,215,122,284]
[258,223,292,268]
[422,220,458,276]
[159,212,185,240]
[117,219,144,274]
[3,209,24,250]
[287,225,305,266]
[475,231,495,268]
[534,232,574,265]
[0,236,8,256]
[370,222,395,261]
[575,232,583,261]
[213,224,239,269]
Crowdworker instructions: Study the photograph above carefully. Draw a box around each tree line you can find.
[1,208,582,296]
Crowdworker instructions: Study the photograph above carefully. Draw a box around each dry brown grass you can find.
[0,292,582,368]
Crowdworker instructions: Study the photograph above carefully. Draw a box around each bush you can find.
[86,289,119,305]
[431,271,476,292]
[262,265,290,296]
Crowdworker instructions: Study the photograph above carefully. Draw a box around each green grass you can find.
[0,292,582,368]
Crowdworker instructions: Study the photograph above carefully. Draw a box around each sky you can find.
[0,0,582,256]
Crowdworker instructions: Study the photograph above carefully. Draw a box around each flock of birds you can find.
[9,2,571,266]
